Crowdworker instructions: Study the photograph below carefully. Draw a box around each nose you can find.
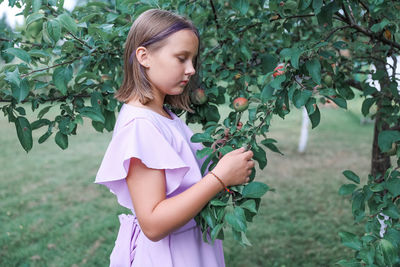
[185,61,196,76]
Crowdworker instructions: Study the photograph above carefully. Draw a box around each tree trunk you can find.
[371,46,391,177]
[371,110,391,177]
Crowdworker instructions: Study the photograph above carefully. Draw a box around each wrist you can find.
[209,170,231,193]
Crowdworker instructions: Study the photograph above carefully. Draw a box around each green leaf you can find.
[312,0,323,14]
[26,12,44,27]
[47,19,61,43]
[196,147,213,159]
[270,74,286,90]
[330,96,347,109]
[361,98,375,116]
[305,58,321,84]
[231,0,249,15]
[38,131,52,144]
[308,105,320,129]
[383,203,400,219]
[371,18,390,33]
[261,139,283,155]
[378,131,400,152]
[5,67,21,87]
[52,66,72,95]
[31,119,50,130]
[57,13,78,34]
[225,207,247,232]
[210,199,228,206]
[338,231,362,251]
[55,131,68,150]
[386,178,400,197]
[376,239,396,265]
[280,47,303,69]
[4,48,31,63]
[191,132,213,143]
[32,0,42,12]
[38,105,52,119]
[251,144,267,169]
[210,223,224,242]
[384,228,400,249]
[293,89,313,108]
[12,78,29,103]
[219,146,234,155]
[261,84,274,102]
[79,107,105,123]
[15,116,33,152]
[242,182,269,198]
[338,184,357,196]
[240,199,257,213]
[343,170,360,184]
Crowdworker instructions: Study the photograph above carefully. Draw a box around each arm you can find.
[126,147,254,242]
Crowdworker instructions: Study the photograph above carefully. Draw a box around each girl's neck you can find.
[126,97,171,119]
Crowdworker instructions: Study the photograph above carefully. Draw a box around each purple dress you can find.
[95,103,225,267]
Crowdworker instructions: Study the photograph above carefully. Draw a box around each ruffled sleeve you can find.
[95,118,190,210]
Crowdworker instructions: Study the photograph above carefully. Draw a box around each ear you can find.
[135,46,150,68]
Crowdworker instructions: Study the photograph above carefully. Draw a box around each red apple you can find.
[233,97,249,112]
[273,65,285,78]
[190,88,208,105]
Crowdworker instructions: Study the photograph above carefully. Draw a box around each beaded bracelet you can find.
[209,171,232,194]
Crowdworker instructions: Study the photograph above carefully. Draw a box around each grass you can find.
[0,97,375,267]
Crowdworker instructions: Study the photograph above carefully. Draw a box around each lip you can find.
[180,80,188,84]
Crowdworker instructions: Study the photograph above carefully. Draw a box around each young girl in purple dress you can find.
[95,9,255,267]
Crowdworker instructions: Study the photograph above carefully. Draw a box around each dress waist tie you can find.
[110,214,140,267]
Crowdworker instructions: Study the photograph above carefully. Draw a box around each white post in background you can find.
[298,106,309,153]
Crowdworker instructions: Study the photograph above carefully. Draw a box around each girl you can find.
[95,9,255,267]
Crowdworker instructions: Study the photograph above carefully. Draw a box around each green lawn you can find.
[0,98,374,267]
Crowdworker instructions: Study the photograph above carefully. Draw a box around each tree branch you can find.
[269,14,315,22]
[67,32,93,50]
[209,0,220,31]
[0,37,42,47]
[345,79,364,92]
[325,25,352,41]
[20,56,83,78]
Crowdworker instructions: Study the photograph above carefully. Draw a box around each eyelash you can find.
[178,57,196,66]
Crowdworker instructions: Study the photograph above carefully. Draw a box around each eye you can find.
[178,57,186,63]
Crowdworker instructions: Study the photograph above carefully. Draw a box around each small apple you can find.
[237,121,243,130]
[233,97,249,112]
[279,1,285,6]
[190,88,208,105]
[273,65,285,78]
[323,75,333,87]
[101,74,111,82]
[234,73,242,80]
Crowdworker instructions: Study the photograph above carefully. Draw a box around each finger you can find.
[246,177,250,183]
[248,160,255,168]
[235,147,246,153]
[244,150,254,159]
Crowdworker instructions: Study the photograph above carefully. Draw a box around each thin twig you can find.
[325,25,352,41]
[20,56,83,78]
[0,37,42,47]
[209,0,220,31]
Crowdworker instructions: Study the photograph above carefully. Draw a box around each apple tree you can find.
[1,0,400,264]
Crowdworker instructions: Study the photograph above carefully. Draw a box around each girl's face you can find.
[145,29,199,98]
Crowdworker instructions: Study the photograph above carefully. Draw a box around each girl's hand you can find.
[212,147,255,187]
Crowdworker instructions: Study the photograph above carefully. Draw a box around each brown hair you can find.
[115,9,200,112]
